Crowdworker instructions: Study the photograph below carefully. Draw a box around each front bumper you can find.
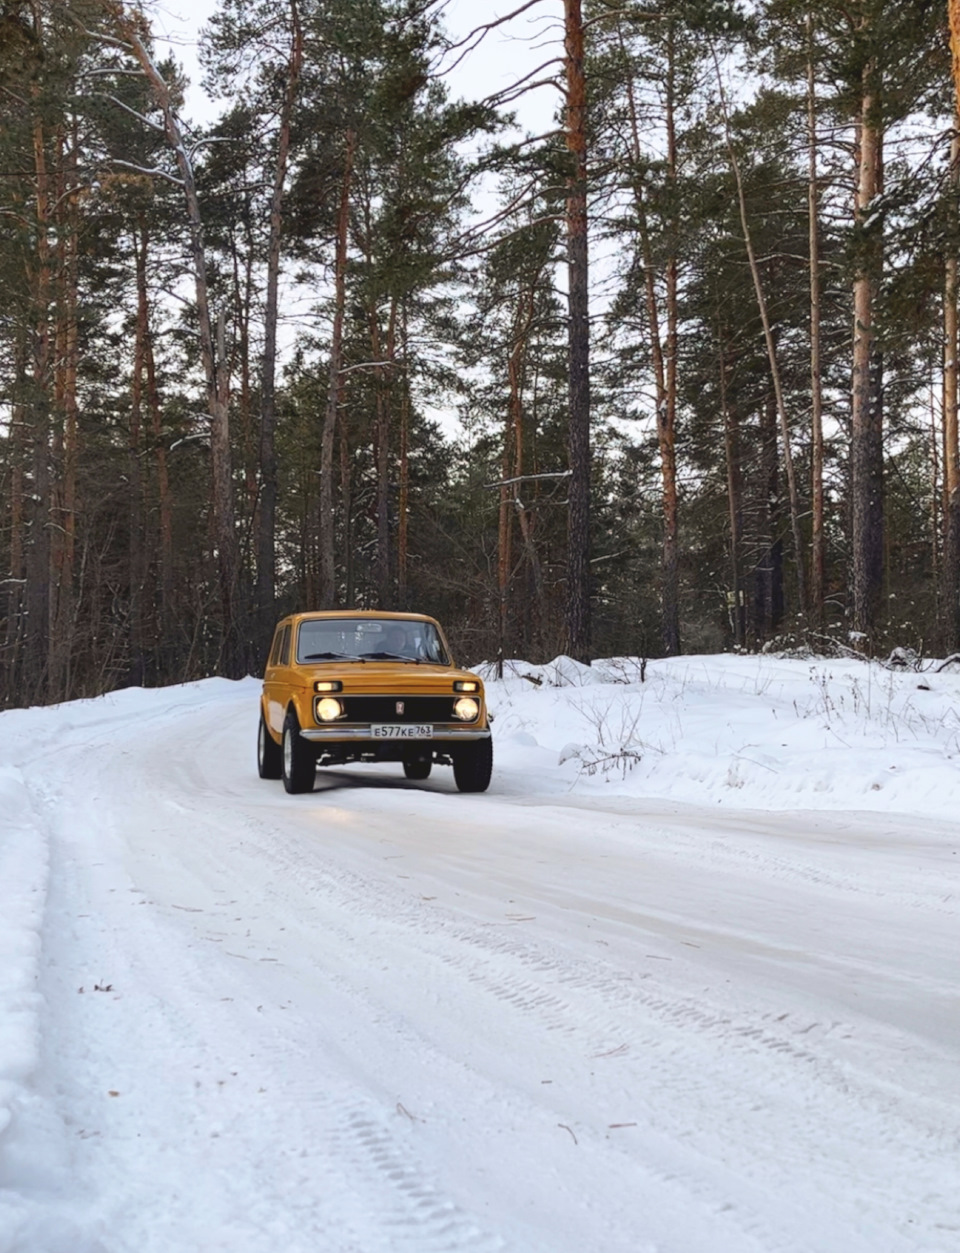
[300,725,491,742]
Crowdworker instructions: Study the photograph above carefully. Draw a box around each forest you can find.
[1,0,959,708]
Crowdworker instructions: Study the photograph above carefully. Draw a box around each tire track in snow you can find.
[214,797,960,1253]
[23,737,512,1253]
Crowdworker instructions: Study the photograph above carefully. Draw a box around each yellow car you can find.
[257,610,493,794]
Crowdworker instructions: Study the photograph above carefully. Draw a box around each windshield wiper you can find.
[359,650,427,661]
[302,650,356,660]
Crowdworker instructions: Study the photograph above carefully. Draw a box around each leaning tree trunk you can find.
[713,44,806,625]
[114,8,241,675]
[564,0,591,661]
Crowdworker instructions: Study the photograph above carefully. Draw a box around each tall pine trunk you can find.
[319,128,356,607]
[943,127,960,650]
[4,338,28,705]
[564,0,591,661]
[49,120,79,700]
[26,113,52,703]
[373,298,398,608]
[257,0,302,654]
[851,72,883,640]
[718,336,744,647]
[621,22,679,654]
[137,217,175,667]
[397,307,410,610]
[808,13,826,631]
[661,30,681,655]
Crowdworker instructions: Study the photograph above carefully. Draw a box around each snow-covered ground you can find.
[1,654,958,1253]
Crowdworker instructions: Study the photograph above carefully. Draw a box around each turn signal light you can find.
[453,680,478,692]
[314,680,343,693]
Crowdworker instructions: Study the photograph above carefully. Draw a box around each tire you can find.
[282,710,316,794]
[452,737,492,793]
[258,710,283,779]
[403,757,432,781]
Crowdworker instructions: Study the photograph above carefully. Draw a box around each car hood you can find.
[295,662,480,693]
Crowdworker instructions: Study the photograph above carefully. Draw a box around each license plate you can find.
[371,724,433,739]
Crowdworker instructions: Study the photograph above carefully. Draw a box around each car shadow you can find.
[310,767,455,795]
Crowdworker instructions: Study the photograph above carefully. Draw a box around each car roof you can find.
[283,610,440,625]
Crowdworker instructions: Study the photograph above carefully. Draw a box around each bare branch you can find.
[435,0,550,76]
[476,57,563,108]
[110,158,184,186]
[484,470,572,489]
[92,92,166,133]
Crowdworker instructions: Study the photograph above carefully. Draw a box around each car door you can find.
[263,622,291,735]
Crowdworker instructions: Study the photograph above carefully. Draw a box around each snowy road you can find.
[1,665,959,1252]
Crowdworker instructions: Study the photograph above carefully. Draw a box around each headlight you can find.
[453,696,480,721]
[315,697,343,722]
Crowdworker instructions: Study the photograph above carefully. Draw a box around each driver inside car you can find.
[383,625,413,657]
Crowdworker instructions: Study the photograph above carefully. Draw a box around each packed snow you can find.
[0,653,958,1253]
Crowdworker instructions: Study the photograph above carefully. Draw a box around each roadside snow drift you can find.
[0,656,958,1253]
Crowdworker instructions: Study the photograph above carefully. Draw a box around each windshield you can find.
[296,617,450,665]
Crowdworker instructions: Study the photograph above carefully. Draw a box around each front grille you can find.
[340,695,462,723]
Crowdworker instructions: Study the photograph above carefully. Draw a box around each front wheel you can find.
[258,711,282,779]
[452,737,492,793]
[282,711,316,794]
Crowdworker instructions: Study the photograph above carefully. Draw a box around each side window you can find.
[279,624,292,666]
[269,627,284,667]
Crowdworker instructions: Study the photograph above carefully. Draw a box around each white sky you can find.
[150,0,560,134]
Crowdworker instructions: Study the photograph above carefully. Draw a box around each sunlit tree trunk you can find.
[851,69,883,640]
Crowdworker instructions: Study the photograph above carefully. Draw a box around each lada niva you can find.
[258,610,492,794]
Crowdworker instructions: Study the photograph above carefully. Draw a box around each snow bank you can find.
[0,766,51,1251]
[0,677,246,767]
[483,653,960,819]
[0,768,48,1133]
